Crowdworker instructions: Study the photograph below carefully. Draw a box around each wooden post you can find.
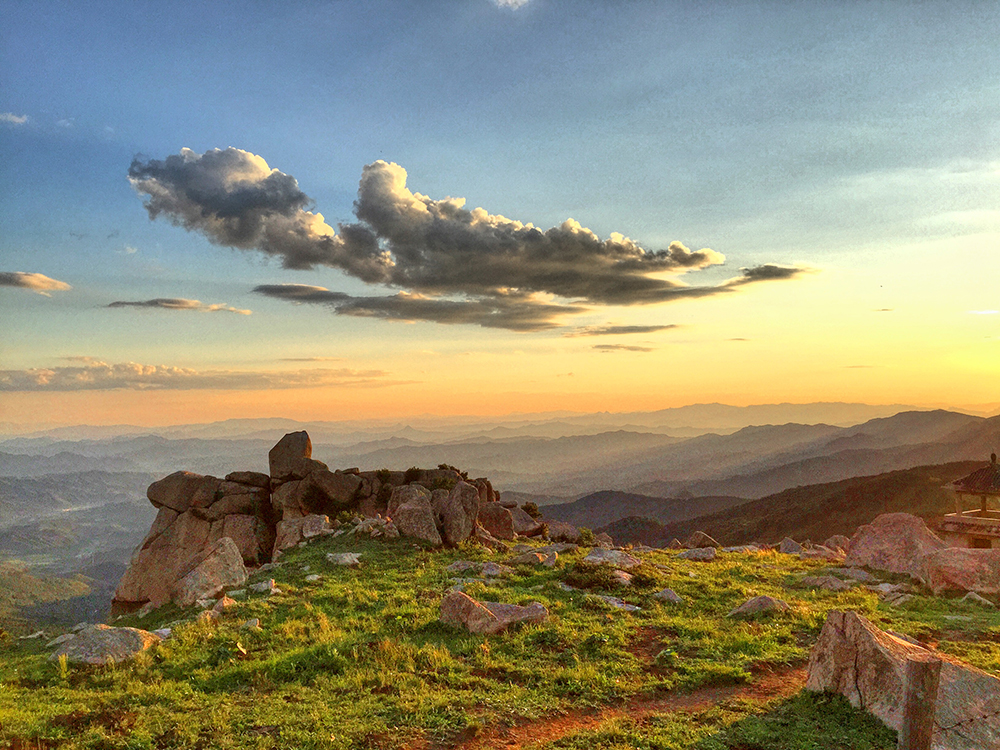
[898,654,941,750]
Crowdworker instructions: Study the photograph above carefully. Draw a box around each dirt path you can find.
[447,664,808,750]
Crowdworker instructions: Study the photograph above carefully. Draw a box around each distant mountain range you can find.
[600,460,983,547]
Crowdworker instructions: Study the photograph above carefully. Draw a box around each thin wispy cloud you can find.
[0,113,29,125]
[566,324,677,337]
[107,298,252,315]
[0,272,72,296]
[130,148,808,331]
[0,360,405,391]
[968,310,999,315]
[492,0,531,8]
[593,344,655,352]
[277,357,343,362]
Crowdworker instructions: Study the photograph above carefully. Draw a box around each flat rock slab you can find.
[594,594,640,611]
[49,625,160,666]
[583,549,642,568]
[801,575,853,592]
[440,591,548,634]
[807,610,1000,750]
[653,588,683,603]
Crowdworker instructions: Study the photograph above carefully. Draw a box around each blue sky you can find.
[2,1,999,425]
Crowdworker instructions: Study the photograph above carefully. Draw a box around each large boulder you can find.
[48,625,161,666]
[545,519,582,543]
[436,481,481,546]
[210,514,273,565]
[439,591,548,634]
[169,537,248,607]
[806,610,1000,749]
[477,502,516,541]
[388,484,431,517]
[393,502,442,547]
[269,431,312,482]
[308,470,362,513]
[509,505,544,536]
[844,513,946,578]
[920,548,1000,595]
[147,471,220,513]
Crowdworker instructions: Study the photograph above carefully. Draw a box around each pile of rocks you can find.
[113,430,560,613]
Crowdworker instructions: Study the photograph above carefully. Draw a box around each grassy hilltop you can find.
[2,532,999,749]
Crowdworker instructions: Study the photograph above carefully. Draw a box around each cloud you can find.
[0,360,404,392]
[253,283,579,331]
[566,324,678,337]
[107,298,252,315]
[0,113,28,125]
[593,344,655,352]
[724,264,807,286]
[493,0,531,8]
[131,148,809,330]
[0,272,72,296]
[968,310,999,315]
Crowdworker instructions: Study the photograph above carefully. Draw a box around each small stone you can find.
[594,594,640,611]
[653,588,683,603]
[241,618,262,631]
[779,537,804,555]
[136,602,157,619]
[801,575,852,592]
[554,581,576,592]
[249,579,276,594]
[195,597,216,609]
[447,560,480,573]
[326,552,361,566]
[18,631,45,640]
[583,548,642,568]
[481,562,514,577]
[71,622,91,633]
[153,628,172,639]
[685,531,721,549]
[960,591,996,607]
[228,589,246,599]
[611,570,633,586]
[728,595,790,617]
[197,609,221,625]
[305,574,321,582]
[213,595,237,612]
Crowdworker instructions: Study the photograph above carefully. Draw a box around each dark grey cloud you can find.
[725,264,806,286]
[107,298,251,315]
[253,284,579,332]
[0,360,402,391]
[566,324,677,337]
[593,344,655,352]
[0,272,71,295]
[131,149,809,330]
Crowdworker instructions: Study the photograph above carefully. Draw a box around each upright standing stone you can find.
[269,431,312,483]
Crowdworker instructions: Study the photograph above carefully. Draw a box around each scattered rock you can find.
[685,531,721,549]
[136,602,157,619]
[583,548,642,568]
[801,575,852,592]
[225,471,270,488]
[481,562,514,577]
[723,544,762,553]
[536,543,578,555]
[447,560,480,573]
[273,514,333,557]
[508,551,547,566]
[249,579,277,594]
[241,618,262,631]
[653,588,683,603]
[197,609,221,625]
[48,625,160,666]
[806,609,1000,749]
[153,628,172,639]
[825,567,875,583]
[960,591,996,607]
[678,547,717,562]
[824,534,851,553]
[667,538,685,550]
[474,525,508,552]
[778,537,803,555]
[509,505,545,537]
[19,630,45,640]
[594,532,614,548]
[213,595,237,612]
[545,520,582,544]
[393,501,442,547]
[195,597,216,609]
[326,552,362,566]
[593,594,640,611]
[728,595,790,617]
[611,570,633,586]
[436,482,481,546]
[305,574,321,582]
[439,591,548,634]
[554,581,576,592]
[799,545,845,562]
[920,547,1000,596]
[844,512,945,579]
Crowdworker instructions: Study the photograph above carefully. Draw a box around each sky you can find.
[2,0,999,428]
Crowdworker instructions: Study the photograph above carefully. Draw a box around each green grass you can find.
[0,537,996,749]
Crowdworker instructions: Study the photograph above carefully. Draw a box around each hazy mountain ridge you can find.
[540,490,749,529]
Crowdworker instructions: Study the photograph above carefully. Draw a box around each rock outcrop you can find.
[115,431,508,611]
[844,512,946,578]
[807,610,1000,749]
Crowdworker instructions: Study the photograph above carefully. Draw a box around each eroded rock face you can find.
[685,531,721,549]
[170,537,248,607]
[806,610,1000,749]
[439,591,548,634]
[49,625,160,666]
[920,548,1000,595]
[147,471,220,513]
[436,482,481,546]
[393,502,442,547]
[273,514,333,557]
[509,505,544,536]
[478,501,516,541]
[844,512,946,578]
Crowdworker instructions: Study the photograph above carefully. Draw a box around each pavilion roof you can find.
[950,456,1000,495]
